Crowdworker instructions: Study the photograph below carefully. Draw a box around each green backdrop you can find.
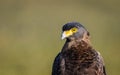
[0,0,120,75]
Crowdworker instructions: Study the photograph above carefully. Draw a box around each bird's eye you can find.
[71,27,78,33]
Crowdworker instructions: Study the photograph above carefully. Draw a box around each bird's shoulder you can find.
[52,53,65,75]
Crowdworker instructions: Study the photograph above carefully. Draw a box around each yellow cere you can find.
[65,30,73,36]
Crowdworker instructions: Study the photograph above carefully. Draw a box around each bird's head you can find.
[61,22,90,41]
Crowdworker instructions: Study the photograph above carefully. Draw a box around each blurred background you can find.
[0,0,120,75]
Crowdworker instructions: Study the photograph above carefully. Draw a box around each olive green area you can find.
[0,0,120,75]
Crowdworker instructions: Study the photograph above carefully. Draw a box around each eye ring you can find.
[71,27,78,33]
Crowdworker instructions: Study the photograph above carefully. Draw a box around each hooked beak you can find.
[61,30,73,40]
[61,32,67,40]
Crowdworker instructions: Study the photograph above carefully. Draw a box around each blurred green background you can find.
[0,0,120,75]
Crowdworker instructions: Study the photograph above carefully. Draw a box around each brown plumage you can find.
[52,22,106,75]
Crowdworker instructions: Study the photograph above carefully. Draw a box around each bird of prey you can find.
[52,22,106,75]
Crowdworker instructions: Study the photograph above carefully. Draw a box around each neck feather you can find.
[62,39,92,52]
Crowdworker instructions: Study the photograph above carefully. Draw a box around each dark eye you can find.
[71,27,78,33]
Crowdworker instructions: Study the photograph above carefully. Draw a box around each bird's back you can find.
[62,49,105,75]
[52,41,106,75]
[52,49,106,75]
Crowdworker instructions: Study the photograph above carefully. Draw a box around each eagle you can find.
[52,22,106,75]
